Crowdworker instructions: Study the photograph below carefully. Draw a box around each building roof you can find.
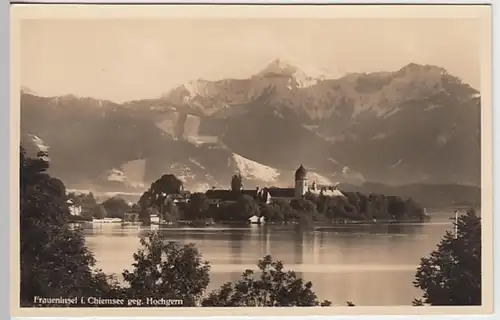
[310,186,346,197]
[295,164,308,181]
[205,189,259,201]
[264,187,295,198]
[205,190,236,201]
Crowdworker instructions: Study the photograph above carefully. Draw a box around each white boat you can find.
[92,217,123,224]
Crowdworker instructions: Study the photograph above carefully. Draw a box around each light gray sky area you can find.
[21,18,481,103]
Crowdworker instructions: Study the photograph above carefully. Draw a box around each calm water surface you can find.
[84,212,456,306]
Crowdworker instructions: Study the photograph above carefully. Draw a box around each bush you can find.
[202,255,331,307]
[122,231,211,306]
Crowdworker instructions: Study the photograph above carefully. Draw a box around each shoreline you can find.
[73,219,453,233]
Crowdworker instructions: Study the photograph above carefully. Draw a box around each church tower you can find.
[294,164,308,197]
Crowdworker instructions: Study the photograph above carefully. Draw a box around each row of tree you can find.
[70,172,427,226]
[304,190,427,222]
[133,173,428,225]
[20,148,481,307]
[67,192,135,221]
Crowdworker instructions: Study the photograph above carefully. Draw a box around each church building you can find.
[258,164,346,204]
[205,164,345,206]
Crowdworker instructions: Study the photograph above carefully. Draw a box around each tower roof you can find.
[295,164,308,180]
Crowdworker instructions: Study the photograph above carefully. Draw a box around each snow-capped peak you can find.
[306,171,334,185]
[29,134,50,153]
[231,153,280,183]
[259,58,300,77]
[277,57,334,80]
[183,79,210,100]
[21,86,37,95]
[107,168,126,182]
[258,58,334,88]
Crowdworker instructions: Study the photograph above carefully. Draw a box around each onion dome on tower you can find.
[295,164,308,181]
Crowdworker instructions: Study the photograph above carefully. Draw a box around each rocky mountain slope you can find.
[20,59,481,195]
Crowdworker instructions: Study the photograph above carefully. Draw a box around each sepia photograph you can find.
[10,3,493,317]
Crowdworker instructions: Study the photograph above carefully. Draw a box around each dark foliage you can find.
[230,173,243,192]
[202,255,331,307]
[185,192,211,221]
[413,209,481,306]
[20,147,118,307]
[102,196,130,219]
[138,174,184,224]
[122,231,211,306]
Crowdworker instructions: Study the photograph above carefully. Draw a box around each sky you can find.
[20,18,482,103]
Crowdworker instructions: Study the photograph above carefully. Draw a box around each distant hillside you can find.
[20,59,480,193]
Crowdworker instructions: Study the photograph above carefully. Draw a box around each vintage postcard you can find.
[10,3,493,317]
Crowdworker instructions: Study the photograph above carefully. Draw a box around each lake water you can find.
[83,212,456,306]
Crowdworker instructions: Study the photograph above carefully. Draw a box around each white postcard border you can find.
[6,0,498,318]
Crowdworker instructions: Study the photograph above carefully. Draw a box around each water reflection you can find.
[229,230,244,265]
[293,230,304,265]
[83,220,455,305]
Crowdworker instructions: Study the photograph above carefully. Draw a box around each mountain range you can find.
[20,59,481,201]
